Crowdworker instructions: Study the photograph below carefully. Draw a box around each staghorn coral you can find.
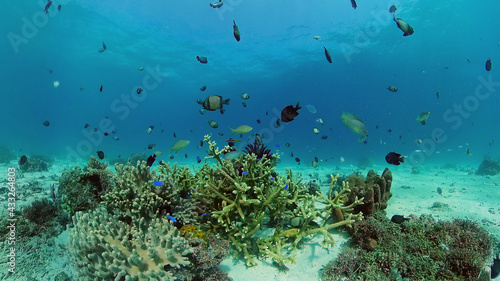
[190,135,363,267]
[69,207,193,280]
[57,156,114,216]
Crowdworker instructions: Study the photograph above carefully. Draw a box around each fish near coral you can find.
[281,103,301,123]
[199,95,230,114]
[169,140,190,153]
[341,112,368,142]
[230,125,252,135]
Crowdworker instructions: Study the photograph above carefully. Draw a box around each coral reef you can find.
[23,199,58,225]
[321,212,494,281]
[476,157,500,176]
[345,169,393,218]
[57,157,114,216]
[184,135,363,267]
[69,207,193,280]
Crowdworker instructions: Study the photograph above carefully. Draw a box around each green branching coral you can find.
[69,207,193,281]
[188,135,364,268]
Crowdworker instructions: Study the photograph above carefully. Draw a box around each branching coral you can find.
[188,135,364,267]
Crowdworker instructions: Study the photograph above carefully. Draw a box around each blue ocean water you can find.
[2,0,499,168]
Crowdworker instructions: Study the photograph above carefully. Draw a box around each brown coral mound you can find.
[346,168,393,218]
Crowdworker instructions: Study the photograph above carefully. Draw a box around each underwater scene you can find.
[1,0,500,280]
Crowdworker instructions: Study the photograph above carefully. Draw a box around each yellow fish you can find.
[230,125,252,135]
[341,112,367,142]
[169,140,190,153]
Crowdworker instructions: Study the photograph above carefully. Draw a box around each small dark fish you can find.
[218,132,224,136]
[323,46,332,63]
[43,120,50,127]
[19,155,27,166]
[148,143,156,149]
[436,92,440,99]
[84,123,89,128]
[350,0,357,9]
[242,102,247,108]
[200,140,204,147]
[185,153,188,158]
[285,143,290,147]
[486,58,492,71]
[391,215,409,224]
[173,133,176,138]
[196,56,208,64]
[256,119,261,124]
[321,135,328,140]
[97,150,105,160]
[281,103,301,123]
[399,135,402,140]
[274,118,281,128]
[436,187,443,196]
[387,129,392,133]
[100,85,103,92]
[196,156,201,163]
[104,132,109,136]
[49,69,53,73]
[491,254,500,279]
[389,5,397,13]
[44,0,52,14]
[266,111,268,115]
[385,152,404,165]
[93,128,98,132]
[363,140,368,145]
[376,125,379,129]
[137,88,143,94]
[295,157,300,163]
[147,154,156,167]
[200,85,206,91]
[489,140,494,146]
[51,183,56,201]
[57,4,61,11]
[169,155,174,159]
[233,20,240,42]
[290,152,294,157]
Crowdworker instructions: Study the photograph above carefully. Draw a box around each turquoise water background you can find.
[2,0,499,168]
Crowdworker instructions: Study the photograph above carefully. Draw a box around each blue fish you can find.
[167,215,177,222]
[284,184,289,191]
[201,213,207,217]
[269,177,275,180]
[153,181,164,186]
[257,158,262,161]
[242,171,248,175]
[274,144,280,148]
